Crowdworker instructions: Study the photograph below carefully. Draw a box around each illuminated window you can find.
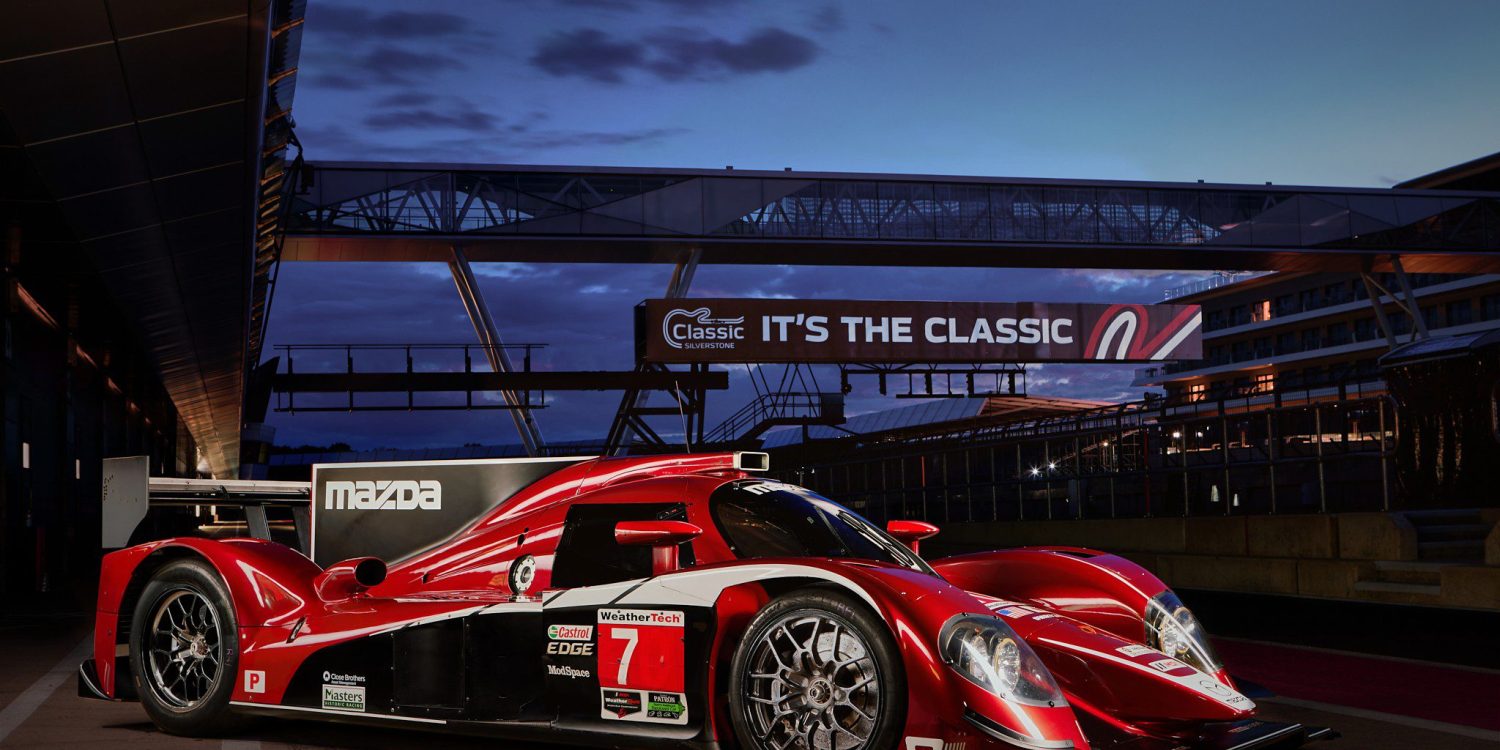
[1252,372,1275,394]
[1187,383,1207,402]
[1252,300,1272,322]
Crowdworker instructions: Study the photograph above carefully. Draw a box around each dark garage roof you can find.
[0,0,304,476]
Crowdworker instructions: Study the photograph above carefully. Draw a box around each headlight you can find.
[1144,591,1222,674]
[939,615,1064,706]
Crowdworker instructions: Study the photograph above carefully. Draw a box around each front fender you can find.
[94,537,322,697]
[933,548,1168,643]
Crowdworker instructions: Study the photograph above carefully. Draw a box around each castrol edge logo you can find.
[662,307,746,350]
[324,480,441,510]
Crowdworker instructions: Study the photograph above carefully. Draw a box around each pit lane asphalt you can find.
[2,613,1496,749]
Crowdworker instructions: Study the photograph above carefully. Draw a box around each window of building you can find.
[1187,383,1207,403]
[1232,342,1251,361]
[1482,294,1500,321]
[1228,304,1250,326]
[1252,372,1275,394]
[1301,328,1322,350]
[1274,294,1297,317]
[1447,300,1473,326]
[1299,288,1322,311]
[1327,322,1351,345]
[1252,300,1272,322]
[1422,305,1440,329]
[1324,283,1348,305]
[1354,318,1376,341]
[1276,332,1299,354]
[1252,336,1272,358]
[1205,309,1228,331]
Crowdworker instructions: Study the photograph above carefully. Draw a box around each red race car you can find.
[80,452,1332,749]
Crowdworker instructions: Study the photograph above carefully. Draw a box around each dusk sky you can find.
[266,0,1500,450]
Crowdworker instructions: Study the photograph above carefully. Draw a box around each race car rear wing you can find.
[102,456,312,553]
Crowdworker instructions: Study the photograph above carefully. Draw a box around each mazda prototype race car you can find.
[81,452,1332,750]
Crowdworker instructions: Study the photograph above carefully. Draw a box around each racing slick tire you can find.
[729,587,906,750]
[129,558,249,736]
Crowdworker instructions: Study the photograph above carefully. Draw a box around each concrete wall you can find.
[931,512,1498,611]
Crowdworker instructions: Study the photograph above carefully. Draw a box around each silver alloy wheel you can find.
[742,612,881,750]
[145,589,223,710]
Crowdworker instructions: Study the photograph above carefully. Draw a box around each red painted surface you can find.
[88,452,1305,748]
[1216,638,1500,732]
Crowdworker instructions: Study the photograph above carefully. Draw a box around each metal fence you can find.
[775,383,1394,524]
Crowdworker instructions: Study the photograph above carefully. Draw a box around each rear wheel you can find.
[130,558,247,736]
[728,588,905,750]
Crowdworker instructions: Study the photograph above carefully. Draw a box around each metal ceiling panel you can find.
[0,0,304,477]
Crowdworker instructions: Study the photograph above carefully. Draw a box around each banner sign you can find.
[639,298,1202,364]
[311,457,585,567]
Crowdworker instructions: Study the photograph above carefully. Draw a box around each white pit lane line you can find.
[0,635,92,744]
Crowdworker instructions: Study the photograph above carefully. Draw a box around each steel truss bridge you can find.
[269,160,1500,457]
[283,162,1500,272]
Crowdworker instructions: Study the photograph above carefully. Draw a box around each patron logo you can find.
[548,624,594,641]
[324,480,441,511]
[598,608,684,626]
[547,664,591,679]
[321,684,366,712]
[647,692,686,721]
[662,307,745,350]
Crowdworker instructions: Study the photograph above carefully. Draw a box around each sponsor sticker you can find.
[547,664,592,679]
[992,606,1036,619]
[602,689,642,718]
[323,479,441,511]
[1116,644,1158,658]
[547,641,595,656]
[321,684,366,712]
[598,609,685,626]
[647,691,686,721]
[243,670,265,694]
[322,671,366,686]
[548,624,594,641]
[1148,658,1189,673]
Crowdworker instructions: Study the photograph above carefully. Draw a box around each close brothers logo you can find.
[324,479,441,511]
[662,307,745,350]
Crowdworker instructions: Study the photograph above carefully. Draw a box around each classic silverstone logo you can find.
[323,479,441,510]
[1084,304,1203,361]
[662,307,745,350]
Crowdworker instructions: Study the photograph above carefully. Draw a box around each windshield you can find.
[710,480,935,575]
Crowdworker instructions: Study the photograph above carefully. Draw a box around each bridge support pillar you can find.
[448,244,545,456]
[605,249,702,455]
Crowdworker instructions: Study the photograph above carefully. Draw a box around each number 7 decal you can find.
[611,627,638,685]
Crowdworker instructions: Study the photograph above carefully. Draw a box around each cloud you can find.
[310,5,472,41]
[530,29,646,84]
[530,26,820,84]
[810,5,845,33]
[297,122,688,164]
[365,105,500,133]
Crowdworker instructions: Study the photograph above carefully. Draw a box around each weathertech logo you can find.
[662,307,745,350]
[598,608,684,625]
[324,480,441,510]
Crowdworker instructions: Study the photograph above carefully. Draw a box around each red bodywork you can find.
[85,453,1304,749]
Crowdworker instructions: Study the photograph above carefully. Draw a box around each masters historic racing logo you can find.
[323,479,441,510]
[662,307,745,350]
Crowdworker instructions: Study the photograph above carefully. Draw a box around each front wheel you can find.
[728,588,906,750]
[129,558,247,736]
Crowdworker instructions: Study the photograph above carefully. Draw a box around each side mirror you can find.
[615,520,702,576]
[314,557,387,601]
[886,520,939,555]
